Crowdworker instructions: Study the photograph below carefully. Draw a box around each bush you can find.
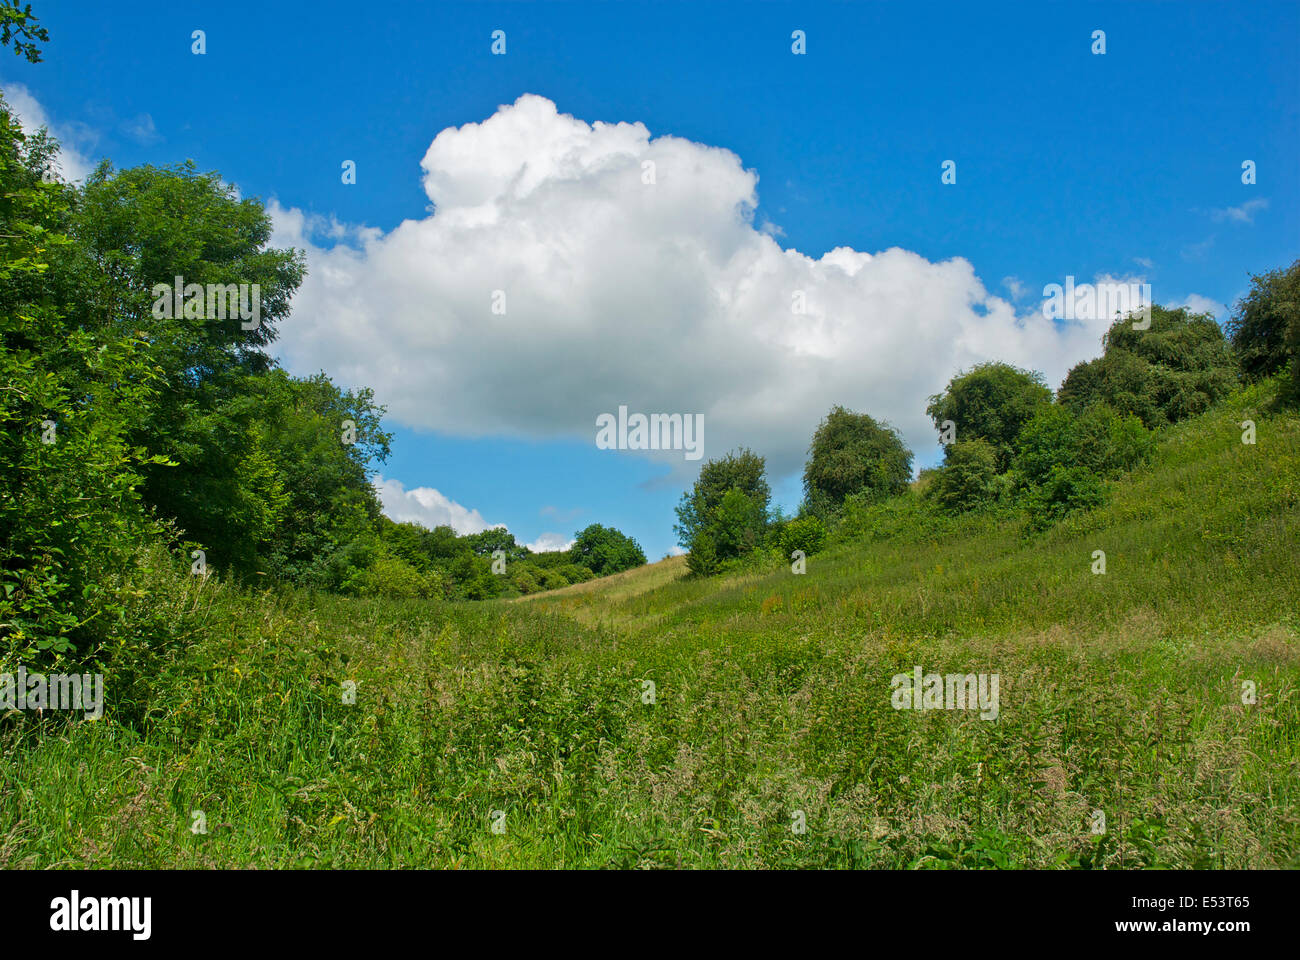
[1014,404,1152,489]
[1022,465,1107,531]
[536,569,571,591]
[360,553,435,600]
[555,563,596,584]
[926,439,1001,513]
[510,567,541,595]
[1226,259,1300,384]
[1059,305,1238,428]
[777,515,828,557]
[926,363,1053,470]
[803,406,912,511]
[686,529,720,576]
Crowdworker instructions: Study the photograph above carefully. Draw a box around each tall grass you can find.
[2,382,1296,868]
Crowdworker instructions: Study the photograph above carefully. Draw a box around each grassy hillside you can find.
[2,383,1296,869]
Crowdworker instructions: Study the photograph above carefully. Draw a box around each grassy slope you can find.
[2,383,1296,868]
[512,553,689,611]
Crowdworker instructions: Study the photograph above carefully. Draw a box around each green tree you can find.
[1,1,48,63]
[1058,305,1238,428]
[926,438,1000,512]
[463,527,525,561]
[1225,259,1300,387]
[61,162,310,577]
[710,488,767,559]
[673,447,770,549]
[803,405,912,514]
[569,523,646,577]
[926,362,1052,470]
[0,97,168,664]
[247,370,390,581]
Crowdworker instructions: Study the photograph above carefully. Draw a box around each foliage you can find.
[710,488,767,560]
[685,529,719,576]
[1020,464,1107,531]
[1225,259,1300,397]
[776,514,827,557]
[802,405,912,514]
[0,1,47,63]
[673,448,770,549]
[925,438,1001,512]
[0,99,168,666]
[1013,403,1153,490]
[1058,305,1238,428]
[676,449,771,573]
[569,523,646,577]
[926,362,1052,470]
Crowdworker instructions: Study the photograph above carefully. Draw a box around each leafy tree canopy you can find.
[803,405,912,513]
[1225,259,1300,385]
[1058,305,1238,428]
[927,362,1052,471]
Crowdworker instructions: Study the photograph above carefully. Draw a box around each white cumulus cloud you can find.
[525,533,575,553]
[1174,293,1228,319]
[373,475,499,534]
[1,81,95,181]
[271,94,1124,480]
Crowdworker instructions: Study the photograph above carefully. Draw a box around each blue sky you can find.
[5,1,1297,560]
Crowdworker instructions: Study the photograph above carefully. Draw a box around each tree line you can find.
[676,272,1299,574]
[0,47,644,670]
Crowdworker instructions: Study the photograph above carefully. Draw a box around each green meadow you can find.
[3,380,1295,869]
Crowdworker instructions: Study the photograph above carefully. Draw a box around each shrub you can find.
[536,569,571,591]
[1226,259,1300,384]
[1014,404,1153,490]
[926,363,1053,470]
[359,553,435,600]
[686,529,720,576]
[1022,465,1107,531]
[778,515,828,557]
[926,439,1001,513]
[803,406,912,512]
[1059,305,1238,428]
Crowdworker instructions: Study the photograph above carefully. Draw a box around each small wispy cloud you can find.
[1002,276,1025,301]
[1210,198,1268,224]
[539,505,583,524]
[1133,256,1154,270]
[1173,293,1227,318]
[1181,236,1215,261]
[122,112,160,145]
